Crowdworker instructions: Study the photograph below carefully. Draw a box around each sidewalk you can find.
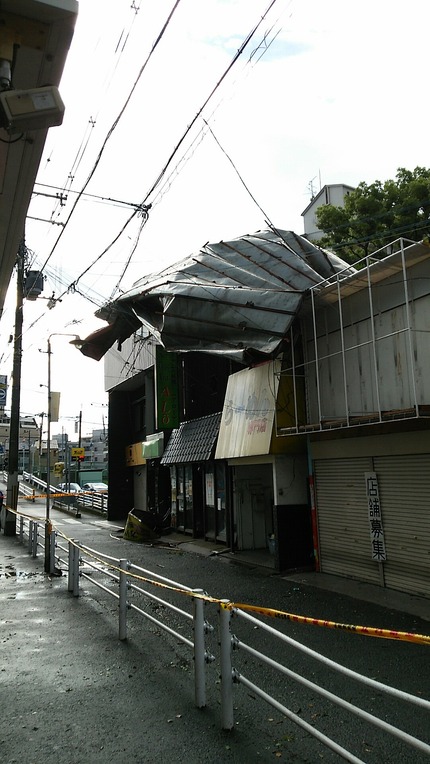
[1,503,429,764]
[163,532,430,623]
[0,530,277,764]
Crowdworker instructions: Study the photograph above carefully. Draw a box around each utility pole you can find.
[3,241,25,536]
[77,409,82,483]
[38,412,44,477]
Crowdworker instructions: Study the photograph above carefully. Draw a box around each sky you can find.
[1,0,430,439]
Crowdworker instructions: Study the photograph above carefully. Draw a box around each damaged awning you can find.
[160,412,222,465]
[79,228,355,363]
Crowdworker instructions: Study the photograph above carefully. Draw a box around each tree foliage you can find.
[314,167,430,262]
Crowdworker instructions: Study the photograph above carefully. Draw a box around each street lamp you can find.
[44,333,83,573]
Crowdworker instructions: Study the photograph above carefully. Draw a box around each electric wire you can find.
[148,2,290,214]
[140,0,280,207]
[102,0,286,299]
[203,119,275,227]
[35,0,183,282]
[53,0,281,306]
[45,3,143,222]
[34,182,142,211]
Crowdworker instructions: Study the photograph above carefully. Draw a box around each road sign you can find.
[71,447,85,458]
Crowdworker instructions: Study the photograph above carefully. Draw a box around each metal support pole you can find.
[28,520,33,554]
[44,338,52,573]
[119,558,128,641]
[68,539,75,592]
[50,529,56,574]
[72,543,80,597]
[43,332,83,571]
[400,239,420,415]
[193,589,207,709]
[32,522,37,558]
[219,600,234,730]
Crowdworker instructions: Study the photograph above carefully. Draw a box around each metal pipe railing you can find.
[217,605,430,759]
[7,509,430,762]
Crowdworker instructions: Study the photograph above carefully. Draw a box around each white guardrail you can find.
[7,510,430,764]
[19,472,108,514]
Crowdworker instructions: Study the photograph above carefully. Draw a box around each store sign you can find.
[364,472,387,562]
[156,346,179,430]
[0,375,7,407]
[215,361,280,458]
[50,391,61,422]
[141,432,164,458]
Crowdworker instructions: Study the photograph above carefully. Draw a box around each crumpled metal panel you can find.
[81,228,354,362]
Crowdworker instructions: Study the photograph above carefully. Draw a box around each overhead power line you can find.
[54,0,282,305]
[140,0,280,207]
[33,182,142,211]
[35,0,184,281]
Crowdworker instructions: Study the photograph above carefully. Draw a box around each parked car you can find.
[57,482,82,493]
[82,482,108,493]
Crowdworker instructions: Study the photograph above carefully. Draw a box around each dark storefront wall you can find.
[203,462,228,543]
[169,461,229,542]
[107,390,134,521]
[232,463,274,551]
[169,463,202,537]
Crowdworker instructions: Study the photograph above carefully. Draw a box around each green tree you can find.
[314,167,430,262]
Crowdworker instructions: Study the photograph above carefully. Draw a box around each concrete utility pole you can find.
[44,334,83,571]
[3,241,25,536]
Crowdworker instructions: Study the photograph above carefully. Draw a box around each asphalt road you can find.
[0,499,429,764]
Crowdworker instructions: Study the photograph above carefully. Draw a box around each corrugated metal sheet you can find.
[161,412,221,465]
[373,454,430,597]
[314,457,380,584]
[315,453,430,598]
[79,228,354,363]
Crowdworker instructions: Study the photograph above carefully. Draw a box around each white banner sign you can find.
[364,472,387,562]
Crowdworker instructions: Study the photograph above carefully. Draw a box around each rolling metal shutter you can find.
[373,454,430,597]
[314,457,380,584]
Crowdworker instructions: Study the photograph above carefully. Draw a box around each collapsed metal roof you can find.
[80,228,354,363]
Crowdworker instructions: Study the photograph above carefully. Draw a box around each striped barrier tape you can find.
[222,602,430,646]
[21,490,107,500]
[8,510,430,647]
[55,527,430,647]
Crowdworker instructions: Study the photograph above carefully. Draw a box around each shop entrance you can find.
[234,464,273,550]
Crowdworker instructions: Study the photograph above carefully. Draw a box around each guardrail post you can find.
[73,543,80,597]
[50,529,56,574]
[119,559,128,641]
[68,539,75,592]
[219,600,234,730]
[19,515,24,543]
[32,522,38,558]
[28,520,33,555]
[192,589,207,709]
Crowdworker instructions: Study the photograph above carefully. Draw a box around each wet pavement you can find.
[1,491,429,763]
